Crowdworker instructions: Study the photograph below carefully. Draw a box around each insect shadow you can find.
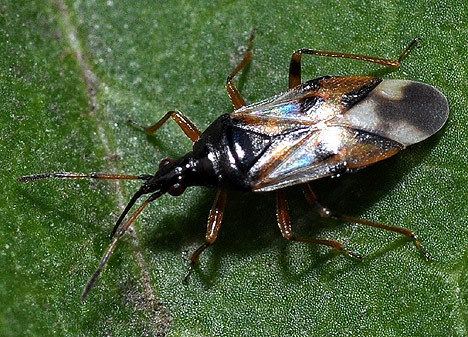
[138,127,441,288]
[280,137,443,282]
[142,188,276,287]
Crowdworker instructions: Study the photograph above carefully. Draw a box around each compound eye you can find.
[168,183,185,196]
[159,157,175,169]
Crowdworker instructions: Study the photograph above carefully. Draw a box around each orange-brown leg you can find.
[302,183,431,260]
[226,29,256,109]
[276,190,362,259]
[288,37,420,88]
[129,110,201,142]
[184,189,228,282]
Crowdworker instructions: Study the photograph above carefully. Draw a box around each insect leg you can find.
[302,183,431,260]
[276,190,362,259]
[184,189,228,282]
[288,37,421,88]
[129,110,201,142]
[226,29,256,109]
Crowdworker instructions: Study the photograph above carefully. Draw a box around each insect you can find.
[20,31,449,300]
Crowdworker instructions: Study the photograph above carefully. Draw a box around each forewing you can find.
[250,126,403,192]
[231,77,448,192]
[231,76,381,136]
[335,80,449,146]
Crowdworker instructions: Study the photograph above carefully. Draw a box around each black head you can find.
[110,154,200,237]
[143,156,192,196]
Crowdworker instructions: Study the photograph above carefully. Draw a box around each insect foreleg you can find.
[184,189,228,282]
[129,110,201,142]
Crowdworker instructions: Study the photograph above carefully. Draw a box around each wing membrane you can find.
[229,76,448,192]
[231,76,380,135]
[251,127,403,192]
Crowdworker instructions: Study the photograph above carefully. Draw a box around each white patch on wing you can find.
[262,127,347,184]
[376,80,406,100]
[234,142,245,161]
[319,126,346,154]
[337,80,446,146]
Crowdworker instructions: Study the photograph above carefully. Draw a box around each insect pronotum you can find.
[20,31,449,300]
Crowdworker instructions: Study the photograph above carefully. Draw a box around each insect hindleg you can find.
[276,190,362,259]
[129,110,201,142]
[185,189,228,282]
[302,183,431,260]
[226,29,256,109]
[288,37,421,88]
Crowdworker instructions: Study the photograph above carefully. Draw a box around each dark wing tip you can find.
[343,80,449,146]
[401,80,449,140]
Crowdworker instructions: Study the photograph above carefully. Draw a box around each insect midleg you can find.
[288,37,421,88]
[276,190,362,259]
[302,183,431,260]
[129,110,201,142]
[226,29,256,109]
[184,189,228,282]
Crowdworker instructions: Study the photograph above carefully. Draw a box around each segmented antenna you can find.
[19,172,152,182]
[81,236,119,301]
[81,191,163,301]
[19,171,160,300]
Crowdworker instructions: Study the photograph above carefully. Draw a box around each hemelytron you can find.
[20,31,449,300]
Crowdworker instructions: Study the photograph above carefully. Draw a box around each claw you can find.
[183,263,196,284]
[347,250,364,261]
[126,119,147,133]
[412,235,433,261]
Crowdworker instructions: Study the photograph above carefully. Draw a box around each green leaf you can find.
[1,1,466,336]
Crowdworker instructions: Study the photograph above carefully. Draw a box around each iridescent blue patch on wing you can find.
[276,149,317,176]
[267,130,333,180]
[277,102,298,116]
[252,101,303,119]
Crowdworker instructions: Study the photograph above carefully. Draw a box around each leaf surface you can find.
[1,1,467,336]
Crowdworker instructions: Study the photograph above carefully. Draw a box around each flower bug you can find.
[20,31,449,300]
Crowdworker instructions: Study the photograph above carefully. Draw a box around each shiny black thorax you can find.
[187,114,272,191]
